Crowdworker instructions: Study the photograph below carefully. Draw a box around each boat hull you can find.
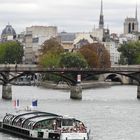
[0,127,60,140]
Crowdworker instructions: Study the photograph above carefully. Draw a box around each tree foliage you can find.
[118,41,140,64]
[39,52,61,68]
[59,52,88,68]
[41,38,64,55]
[39,38,64,68]
[0,41,23,64]
[79,43,111,68]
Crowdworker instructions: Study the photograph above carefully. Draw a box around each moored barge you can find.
[0,110,90,140]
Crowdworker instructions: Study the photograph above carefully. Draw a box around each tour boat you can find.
[0,110,90,140]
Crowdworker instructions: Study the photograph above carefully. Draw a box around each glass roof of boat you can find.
[12,111,60,118]
[7,111,62,123]
[29,116,58,122]
[4,111,64,125]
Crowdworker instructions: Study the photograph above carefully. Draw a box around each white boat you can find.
[0,110,90,140]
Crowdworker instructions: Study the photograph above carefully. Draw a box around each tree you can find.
[79,45,99,68]
[59,52,88,82]
[118,41,140,64]
[40,38,64,55]
[39,52,61,68]
[59,52,88,68]
[39,38,64,67]
[0,41,23,64]
[79,43,111,68]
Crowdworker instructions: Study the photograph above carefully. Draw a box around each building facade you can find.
[103,42,120,65]
[58,32,76,52]
[23,26,58,64]
[124,5,138,34]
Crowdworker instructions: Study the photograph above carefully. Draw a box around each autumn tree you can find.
[41,38,64,55]
[39,38,64,67]
[79,43,111,68]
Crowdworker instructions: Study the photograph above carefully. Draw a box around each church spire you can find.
[101,0,103,15]
[99,0,104,29]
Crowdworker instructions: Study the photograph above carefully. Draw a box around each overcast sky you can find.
[0,0,139,34]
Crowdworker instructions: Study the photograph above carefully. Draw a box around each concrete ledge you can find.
[2,84,12,100]
[39,81,121,90]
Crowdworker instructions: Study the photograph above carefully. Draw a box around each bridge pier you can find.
[70,84,82,100]
[2,84,12,100]
[137,84,140,99]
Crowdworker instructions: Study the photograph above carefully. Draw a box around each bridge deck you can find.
[0,64,139,73]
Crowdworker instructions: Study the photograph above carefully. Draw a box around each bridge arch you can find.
[105,74,123,83]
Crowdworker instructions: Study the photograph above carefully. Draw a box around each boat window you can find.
[3,114,14,124]
[22,120,29,128]
[33,119,54,130]
[62,119,73,126]
[23,120,34,129]
[13,117,24,127]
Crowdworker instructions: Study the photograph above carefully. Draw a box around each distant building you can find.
[119,34,138,44]
[58,32,76,52]
[1,24,16,42]
[74,39,89,51]
[124,5,138,34]
[103,42,120,65]
[73,32,95,50]
[91,0,110,42]
[74,32,94,43]
[22,26,57,64]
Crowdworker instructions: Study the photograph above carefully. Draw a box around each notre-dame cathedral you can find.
[124,5,139,34]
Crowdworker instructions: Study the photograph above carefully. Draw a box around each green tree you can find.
[118,41,140,64]
[39,52,61,68]
[39,38,64,82]
[59,52,88,68]
[136,55,140,64]
[0,41,23,64]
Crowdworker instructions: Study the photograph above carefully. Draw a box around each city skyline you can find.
[0,0,139,34]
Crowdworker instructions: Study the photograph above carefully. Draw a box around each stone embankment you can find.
[39,81,121,90]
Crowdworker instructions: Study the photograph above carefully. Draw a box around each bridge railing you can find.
[0,64,139,72]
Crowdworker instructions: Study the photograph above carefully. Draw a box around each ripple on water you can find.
[0,85,139,140]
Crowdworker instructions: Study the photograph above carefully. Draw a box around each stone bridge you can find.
[0,64,139,100]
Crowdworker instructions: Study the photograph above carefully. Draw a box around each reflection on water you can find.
[0,85,139,140]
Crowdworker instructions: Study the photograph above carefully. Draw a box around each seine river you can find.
[0,85,140,140]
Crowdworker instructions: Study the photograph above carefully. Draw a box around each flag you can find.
[32,99,37,107]
[14,99,20,108]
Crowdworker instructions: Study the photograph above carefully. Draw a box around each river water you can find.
[0,85,140,140]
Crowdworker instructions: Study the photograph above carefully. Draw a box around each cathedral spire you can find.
[99,0,104,29]
[101,0,103,15]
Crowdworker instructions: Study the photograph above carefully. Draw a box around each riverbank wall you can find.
[38,81,121,90]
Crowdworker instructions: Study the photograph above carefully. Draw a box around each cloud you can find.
[0,0,139,34]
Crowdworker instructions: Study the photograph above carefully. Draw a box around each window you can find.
[32,37,39,43]
[62,119,73,126]
[128,23,131,33]
[132,23,135,30]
